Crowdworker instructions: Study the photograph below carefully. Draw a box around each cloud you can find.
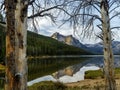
[28,16,120,44]
[29,17,74,36]
[27,18,102,44]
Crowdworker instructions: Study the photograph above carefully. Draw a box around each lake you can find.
[28,55,120,85]
[28,56,87,81]
[1,55,120,88]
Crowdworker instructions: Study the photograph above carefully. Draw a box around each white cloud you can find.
[28,17,74,36]
[28,16,120,44]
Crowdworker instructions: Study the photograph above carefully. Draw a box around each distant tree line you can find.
[0,27,91,63]
[27,31,91,56]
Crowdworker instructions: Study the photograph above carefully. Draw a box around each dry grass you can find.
[66,78,120,90]
[66,68,120,90]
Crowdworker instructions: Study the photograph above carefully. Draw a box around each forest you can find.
[0,25,91,63]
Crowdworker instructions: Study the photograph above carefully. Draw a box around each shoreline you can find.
[27,65,100,86]
[65,78,120,89]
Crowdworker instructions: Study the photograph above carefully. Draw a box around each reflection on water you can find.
[0,79,4,90]
[28,57,87,81]
[58,65,100,83]
[28,55,120,81]
[1,55,120,88]
[28,55,120,85]
[0,70,4,90]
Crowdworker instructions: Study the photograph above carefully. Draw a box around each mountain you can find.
[0,27,91,63]
[51,32,120,54]
[85,42,103,54]
[27,31,91,56]
[51,32,87,49]
[85,41,120,54]
[112,41,120,54]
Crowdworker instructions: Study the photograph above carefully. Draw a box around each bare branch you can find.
[28,0,36,5]
[109,0,117,8]
[111,27,120,30]
[92,4,101,14]
[97,25,102,31]
[110,12,120,21]
[73,14,102,22]
[28,5,61,18]
[95,33,103,40]
[109,5,120,13]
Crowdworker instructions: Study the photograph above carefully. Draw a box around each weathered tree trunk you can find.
[5,0,28,90]
[100,0,116,90]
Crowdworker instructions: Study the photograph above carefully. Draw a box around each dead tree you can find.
[4,0,28,90]
[0,0,68,90]
[60,0,120,90]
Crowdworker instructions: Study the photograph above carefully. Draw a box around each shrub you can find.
[85,69,103,79]
[28,81,67,90]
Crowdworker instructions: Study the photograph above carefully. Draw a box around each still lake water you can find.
[28,55,120,82]
[1,55,120,88]
[28,56,87,81]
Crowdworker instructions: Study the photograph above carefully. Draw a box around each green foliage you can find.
[0,13,4,22]
[115,68,120,79]
[28,81,67,90]
[85,69,104,79]
[0,26,5,63]
[27,31,91,56]
[28,81,103,90]
[115,68,120,74]
[85,68,120,79]
[0,27,91,63]
[0,64,5,90]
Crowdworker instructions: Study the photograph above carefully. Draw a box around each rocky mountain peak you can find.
[51,32,87,48]
[51,32,59,39]
[51,32,120,55]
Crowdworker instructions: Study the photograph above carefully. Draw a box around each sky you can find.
[28,17,120,44]
[0,0,100,44]
[28,18,97,44]
[27,1,120,44]
[1,0,120,44]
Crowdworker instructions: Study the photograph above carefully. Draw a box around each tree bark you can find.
[100,0,116,90]
[5,0,28,90]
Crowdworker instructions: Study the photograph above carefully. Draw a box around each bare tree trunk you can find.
[100,0,116,90]
[5,0,28,90]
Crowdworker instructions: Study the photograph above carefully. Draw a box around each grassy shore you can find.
[66,68,120,90]
[28,68,120,90]
[0,64,5,70]
[28,79,120,90]
[0,64,5,77]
